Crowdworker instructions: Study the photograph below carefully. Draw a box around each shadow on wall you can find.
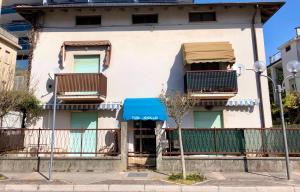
[164,48,186,127]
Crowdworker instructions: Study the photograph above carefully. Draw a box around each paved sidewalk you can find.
[0,171,300,191]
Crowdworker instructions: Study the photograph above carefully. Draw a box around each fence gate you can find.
[128,120,156,169]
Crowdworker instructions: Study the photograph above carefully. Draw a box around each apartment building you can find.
[1,0,42,89]
[0,27,21,87]
[15,0,283,168]
[268,27,300,103]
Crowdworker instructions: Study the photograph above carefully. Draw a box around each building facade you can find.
[16,0,282,168]
[0,27,21,88]
[268,27,300,103]
[1,0,43,89]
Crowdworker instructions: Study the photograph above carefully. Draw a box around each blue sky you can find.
[195,0,300,64]
[264,0,300,63]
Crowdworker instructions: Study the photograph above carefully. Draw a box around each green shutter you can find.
[74,55,100,73]
[194,111,222,128]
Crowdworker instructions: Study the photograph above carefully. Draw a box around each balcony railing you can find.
[56,73,107,100]
[185,70,238,94]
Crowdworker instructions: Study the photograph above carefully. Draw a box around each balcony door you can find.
[73,55,100,95]
[194,111,223,128]
[74,55,100,73]
[70,112,98,157]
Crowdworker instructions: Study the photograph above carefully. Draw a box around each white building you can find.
[268,27,300,103]
[15,0,283,168]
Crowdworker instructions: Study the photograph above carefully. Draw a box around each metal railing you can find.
[0,128,120,157]
[163,128,300,156]
[269,52,282,64]
[184,70,238,93]
[47,0,178,4]
[56,73,107,97]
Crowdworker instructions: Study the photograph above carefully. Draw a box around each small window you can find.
[189,12,216,22]
[76,16,101,25]
[4,50,11,64]
[286,45,291,52]
[132,14,158,24]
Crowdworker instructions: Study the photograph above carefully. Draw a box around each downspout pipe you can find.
[251,4,266,128]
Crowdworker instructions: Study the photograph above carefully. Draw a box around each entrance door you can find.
[134,120,156,154]
[70,112,98,157]
[128,120,156,169]
[194,111,223,128]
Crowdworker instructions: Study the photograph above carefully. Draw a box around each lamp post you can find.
[253,60,300,180]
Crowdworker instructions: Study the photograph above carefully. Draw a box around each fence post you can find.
[155,121,163,171]
[261,128,266,155]
[37,128,41,157]
[214,128,217,155]
[80,130,83,157]
[95,128,98,156]
[120,122,128,171]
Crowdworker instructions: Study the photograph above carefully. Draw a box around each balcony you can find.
[184,70,238,99]
[56,73,107,102]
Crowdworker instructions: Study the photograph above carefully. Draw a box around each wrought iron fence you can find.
[0,128,120,157]
[163,128,300,156]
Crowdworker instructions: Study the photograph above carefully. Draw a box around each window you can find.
[19,37,30,50]
[4,50,11,64]
[132,14,158,24]
[289,78,297,91]
[189,12,216,22]
[76,16,101,25]
[285,45,291,52]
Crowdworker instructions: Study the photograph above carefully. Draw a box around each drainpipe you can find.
[251,5,265,128]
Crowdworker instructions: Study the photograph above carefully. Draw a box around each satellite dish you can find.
[48,67,60,80]
[232,64,245,76]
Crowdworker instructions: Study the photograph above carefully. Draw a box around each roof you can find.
[15,0,285,24]
[278,36,300,50]
[0,27,22,49]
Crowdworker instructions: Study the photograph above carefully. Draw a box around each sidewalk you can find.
[0,171,300,191]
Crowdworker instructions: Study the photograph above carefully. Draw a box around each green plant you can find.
[14,91,43,128]
[168,173,205,184]
[284,92,300,110]
[160,90,197,180]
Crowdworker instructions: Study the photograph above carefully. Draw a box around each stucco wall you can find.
[280,39,300,92]
[0,38,18,88]
[159,156,300,173]
[30,5,272,128]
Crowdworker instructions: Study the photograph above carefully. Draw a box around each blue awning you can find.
[123,98,167,121]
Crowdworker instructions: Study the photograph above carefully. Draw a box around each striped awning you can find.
[42,102,121,111]
[195,99,259,107]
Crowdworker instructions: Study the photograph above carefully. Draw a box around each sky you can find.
[264,0,300,63]
[195,0,300,64]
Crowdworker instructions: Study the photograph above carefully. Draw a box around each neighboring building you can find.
[1,0,42,77]
[268,27,300,103]
[0,27,21,88]
[16,0,282,168]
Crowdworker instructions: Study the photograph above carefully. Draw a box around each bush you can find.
[168,173,205,184]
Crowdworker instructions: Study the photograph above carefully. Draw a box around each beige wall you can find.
[0,36,18,88]
[30,5,272,128]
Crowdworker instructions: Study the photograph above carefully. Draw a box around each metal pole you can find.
[49,75,58,181]
[277,85,291,180]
